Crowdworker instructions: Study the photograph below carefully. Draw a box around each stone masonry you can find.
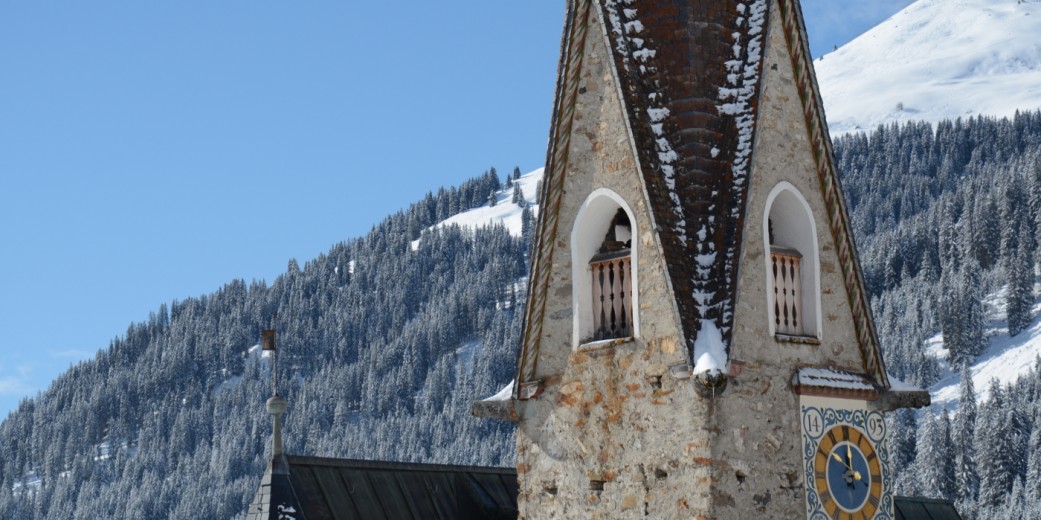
[512,1,898,518]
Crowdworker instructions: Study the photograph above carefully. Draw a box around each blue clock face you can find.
[826,441,871,511]
[813,425,883,517]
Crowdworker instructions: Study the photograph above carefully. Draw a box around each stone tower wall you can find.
[709,0,871,517]
[517,1,870,518]
[515,7,716,518]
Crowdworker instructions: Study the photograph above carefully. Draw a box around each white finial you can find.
[261,316,286,457]
[266,394,287,456]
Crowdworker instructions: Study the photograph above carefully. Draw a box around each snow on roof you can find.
[595,0,772,371]
[792,367,880,399]
[604,0,688,246]
[886,375,922,393]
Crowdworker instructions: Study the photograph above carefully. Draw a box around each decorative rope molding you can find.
[515,0,593,392]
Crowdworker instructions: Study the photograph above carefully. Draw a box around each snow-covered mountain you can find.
[815,0,1041,135]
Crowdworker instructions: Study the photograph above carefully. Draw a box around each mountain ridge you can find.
[816,0,1041,135]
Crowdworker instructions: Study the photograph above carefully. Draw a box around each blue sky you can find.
[0,1,914,417]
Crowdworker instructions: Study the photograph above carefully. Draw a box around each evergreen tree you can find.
[999,174,1028,262]
[1002,478,1026,520]
[917,409,956,501]
[954,364,979,502]
[888,408,918,490]
[977,381,1016,507]
[945,259,986,365]
[512,184,526,206]
[1008,226,1036,337]
[520,205,535,252]
[1027,428,1041,505]
[512,166,521,180]
[938,197,961,274]
[971,192,1000,270]
[1029,157,1041,268]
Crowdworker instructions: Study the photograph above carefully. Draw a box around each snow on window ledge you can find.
[773,333,821,345]
[576,336,635,354]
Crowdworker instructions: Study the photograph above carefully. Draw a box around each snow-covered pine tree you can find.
[976,381,1016,508]
[959,258,987,362]
[1008,226,1036,336]
[1029,156,1041,268]
[970,190,1000,270]
[954,364,980,502]
[999,173,1028,263]
[512,184,525,206]
[520,205,534,249]
[1001,478,1027,520]
[917,409,956,501]
[887,407,918,494]
[1026,428,1041,506]
[938,197,961,274]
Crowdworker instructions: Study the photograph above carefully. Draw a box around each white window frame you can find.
[571,189,640,347]
[763,181,822,339]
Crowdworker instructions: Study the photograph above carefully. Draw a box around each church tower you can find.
[475,0,930,518]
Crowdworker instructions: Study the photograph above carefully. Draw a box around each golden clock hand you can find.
[832,452,850,468]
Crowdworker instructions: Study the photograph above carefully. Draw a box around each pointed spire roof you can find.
[517,0,890,389]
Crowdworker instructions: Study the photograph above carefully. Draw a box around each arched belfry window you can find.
[572,189,639,346]
[764,182,821,339]
[590,210,632,339]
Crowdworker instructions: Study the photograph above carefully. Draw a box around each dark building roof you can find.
[894,496,964,520]
[244,458,953,520]
[244,455,517,520]
[516,0,889,393]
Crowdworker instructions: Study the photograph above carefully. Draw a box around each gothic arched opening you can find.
[764,182,821,339]
[571,189,639,346]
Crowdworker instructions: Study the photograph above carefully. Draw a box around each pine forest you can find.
[1,113,1041,518]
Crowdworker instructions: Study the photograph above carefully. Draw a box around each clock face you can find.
[802,406,892,520]
[814,425,882,517]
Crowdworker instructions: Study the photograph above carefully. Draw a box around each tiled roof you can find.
[245,455,517,520]
[245,459,959,519]
[598,0,768,368]
[516,0,890,390]
[894,496,964,520]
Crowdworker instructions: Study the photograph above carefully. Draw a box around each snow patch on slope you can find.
[411,168,543,250]
[815,0,1041,135]
[929,281,1041,409]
